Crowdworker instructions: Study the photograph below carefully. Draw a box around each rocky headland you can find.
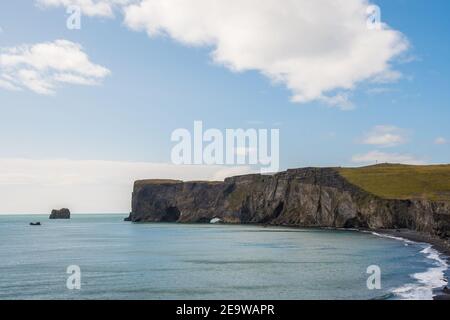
[125,165,450,298]
[125,167,450,241]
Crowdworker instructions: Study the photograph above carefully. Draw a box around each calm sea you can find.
[0,214,447,300]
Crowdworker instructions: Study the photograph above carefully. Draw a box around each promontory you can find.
[125,164,450,244]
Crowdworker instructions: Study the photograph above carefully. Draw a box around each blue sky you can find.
[0,0,449,212]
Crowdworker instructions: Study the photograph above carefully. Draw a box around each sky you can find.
[0,0,449,213]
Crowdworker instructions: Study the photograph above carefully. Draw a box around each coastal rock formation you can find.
[49,208,71,219]
[126,168,450,239]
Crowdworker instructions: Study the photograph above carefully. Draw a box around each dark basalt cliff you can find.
[126,168,450,239]
[49,208,71,219]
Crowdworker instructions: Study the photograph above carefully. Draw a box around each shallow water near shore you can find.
[0,214,447,300]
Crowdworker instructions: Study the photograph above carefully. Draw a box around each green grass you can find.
[134,179,182,187]
[338,164,450,201]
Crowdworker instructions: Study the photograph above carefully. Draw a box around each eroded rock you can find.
[125,168,450,238]
[49,208,70,219]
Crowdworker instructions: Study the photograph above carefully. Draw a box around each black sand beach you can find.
[378,229,450,300]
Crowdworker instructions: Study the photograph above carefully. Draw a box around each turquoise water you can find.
[0,214,447,300]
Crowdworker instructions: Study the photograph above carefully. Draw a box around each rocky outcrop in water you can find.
[125,168,450,239]
[49,208,71,219]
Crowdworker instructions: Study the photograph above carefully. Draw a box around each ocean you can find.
[0,214,447,300]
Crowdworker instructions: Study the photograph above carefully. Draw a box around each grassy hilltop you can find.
[133,163,450,202]
[338,164,450,201]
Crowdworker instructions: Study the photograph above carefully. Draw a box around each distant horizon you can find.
[0,212,128,215]
[1,1,449,213]
[2,162,450,214]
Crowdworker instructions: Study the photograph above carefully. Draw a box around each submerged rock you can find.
[49,208,70,219]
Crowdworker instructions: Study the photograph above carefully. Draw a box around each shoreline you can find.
[13,214,450,300]
[127,219,450,300]
[369,228,450,300]
[151,221,450,300]
[249,223,450,300]
[265,224,450,300]
[375,229,450,257]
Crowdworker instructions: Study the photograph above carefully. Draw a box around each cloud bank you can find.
[0,40,110,94]
[0,158,254,213]
[123,0,408,108]
[37,0,408,108]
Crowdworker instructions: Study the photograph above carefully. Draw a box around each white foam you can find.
[369,231,415,244]
[210,217,222,224]
[368,231,448,300]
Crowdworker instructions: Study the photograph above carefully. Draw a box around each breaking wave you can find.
[370,232,448,300]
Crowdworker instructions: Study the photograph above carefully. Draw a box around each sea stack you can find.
[49,208,71,219]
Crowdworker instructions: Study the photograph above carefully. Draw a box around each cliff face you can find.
[127,168,450,239]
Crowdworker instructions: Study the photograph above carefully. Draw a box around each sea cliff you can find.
[126,167,450,240]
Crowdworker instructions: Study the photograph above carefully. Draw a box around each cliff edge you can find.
[126,165,450,239]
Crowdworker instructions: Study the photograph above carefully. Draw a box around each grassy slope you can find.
[134,179,182,187]
[338,164,450,201]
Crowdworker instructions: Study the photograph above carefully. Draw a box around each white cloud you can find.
[434,137,447,145]
[37,0,408,109]
[122,0,408,109]
[371,69,403,83]
[320,93,355,111]
[0,158,255,213]
[360,125,408,147]
[36,0,134,17]
[0,39,110,95]
[351,150,424,165]
[0,78,21,91]
[366,87,396,95]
